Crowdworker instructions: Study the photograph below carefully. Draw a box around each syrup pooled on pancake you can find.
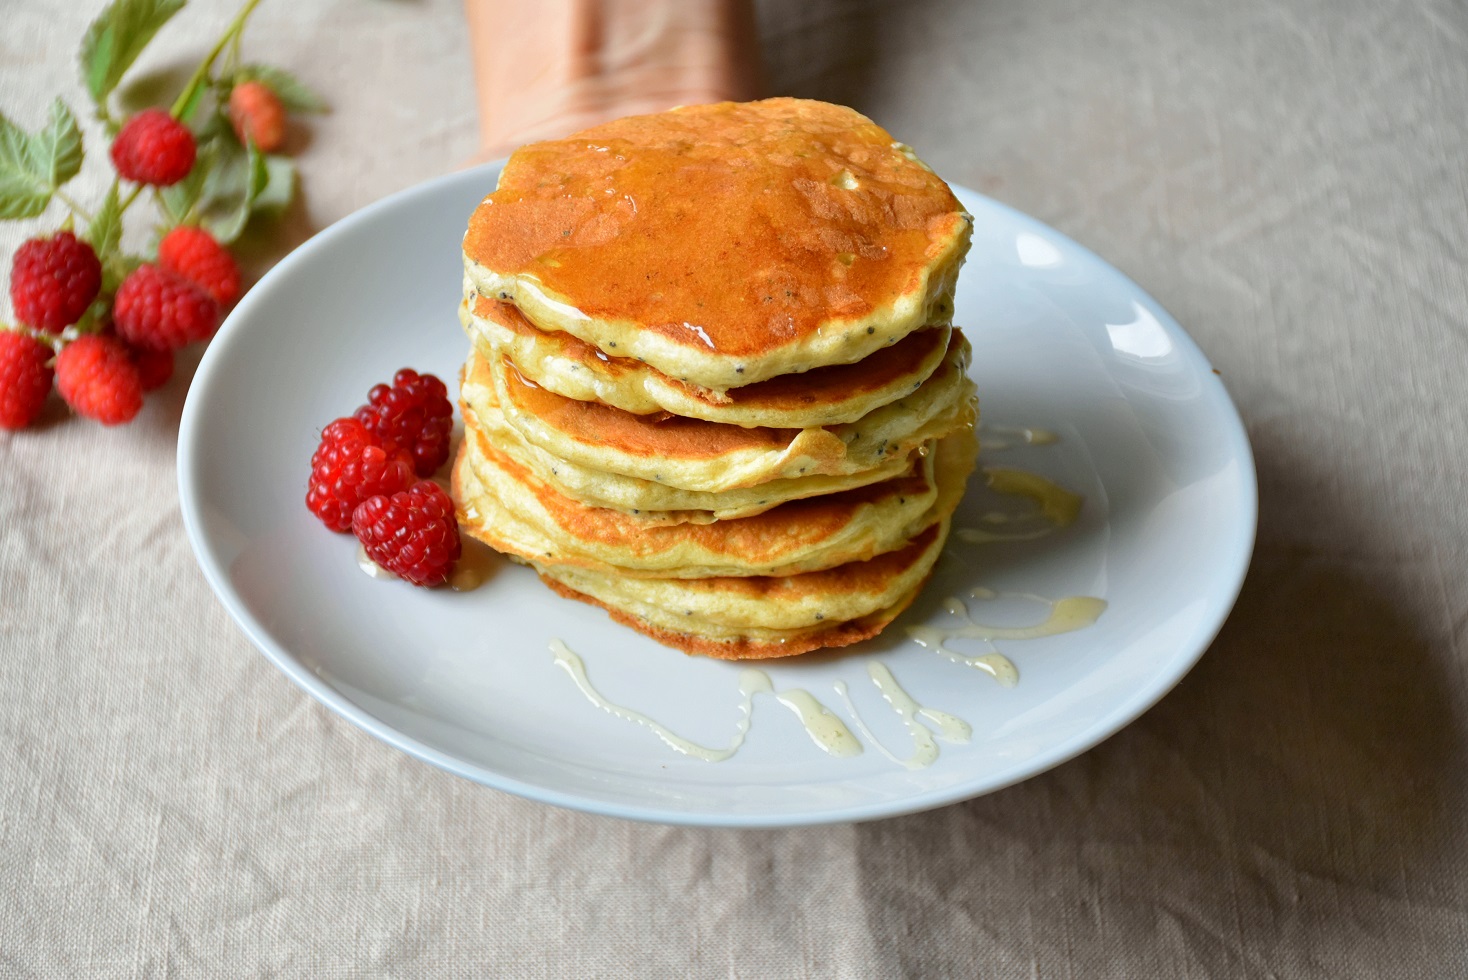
[463,98,971,389]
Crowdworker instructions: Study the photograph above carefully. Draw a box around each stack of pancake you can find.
[453,98,978,659]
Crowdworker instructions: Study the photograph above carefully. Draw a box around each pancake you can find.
[454,423,975,579]
[461,295,954,429]
[533,524,948,659]
[543,524,943,629]
[455,425,977,658]
[472,333,976,493]
[462,98,971,390]
[454,433,934,578]
[460,398,920,524]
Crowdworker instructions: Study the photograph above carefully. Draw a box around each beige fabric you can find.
[3,0,1468,975]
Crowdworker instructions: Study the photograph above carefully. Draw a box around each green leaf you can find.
[79,0,186,107]
[38,101,85,190]
[201,135,266,243]
[0,101,85,219]
[253,154,295,215]
[158,138,214,225]
[85,183,124,257]
[0,117,50,218]
[235,64,328,113]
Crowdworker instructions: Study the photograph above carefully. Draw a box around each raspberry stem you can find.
[169,0,265,121]
[226,28,244,76]
[54,190,94,223]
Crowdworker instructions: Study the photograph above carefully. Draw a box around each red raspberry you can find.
[158,226,241,307]
[110,109,196,186]
[54,334,143,426]
[352,481,461,587]
[354,369,454,477]
[307,417,415,532]
[9,232,102,332]
[129,343,174,391]
[228,81,286,153]
[112,264,219,350]
[0,330,54,430]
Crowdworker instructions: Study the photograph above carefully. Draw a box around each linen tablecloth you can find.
[4,0,1467,974]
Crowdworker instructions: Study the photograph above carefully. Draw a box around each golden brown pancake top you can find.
[464,98,966,359]
[472,295,950,411]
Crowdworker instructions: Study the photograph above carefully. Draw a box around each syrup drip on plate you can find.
[835,661,972,770]
[979,423,1060,451]
[449,539,499,592]
[551,640,860,761]
[956,467,1082,544]
[906,588,1108,684]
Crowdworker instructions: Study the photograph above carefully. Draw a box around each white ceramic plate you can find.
[179,163,1256,827]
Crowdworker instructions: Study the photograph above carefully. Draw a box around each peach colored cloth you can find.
[2,0,1466,974]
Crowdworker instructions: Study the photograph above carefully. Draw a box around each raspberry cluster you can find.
[307,369,461,586]
[1,224,235,429]
[2,1,324,433]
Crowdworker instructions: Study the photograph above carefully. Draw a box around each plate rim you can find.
[177,162,1258,828]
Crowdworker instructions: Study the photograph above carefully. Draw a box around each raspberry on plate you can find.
[113,264,220,350]
[352,480,462,587]
[158,226,241,307]
[54,335,143,426]
[9,232,102,332]
[354,369,454,477]
[307,417,415,532]
[110,108,197,187]
[228,80,286,153]
[0,330,55,430]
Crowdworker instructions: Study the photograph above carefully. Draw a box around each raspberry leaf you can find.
[85,183,124,258]
[0,114,47,218]
[0,101,85,219]
[200,135,267,244]
[79,0,186,109]
[234,64,328,113]
[36,101,85,190]
[254,154,296,215]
